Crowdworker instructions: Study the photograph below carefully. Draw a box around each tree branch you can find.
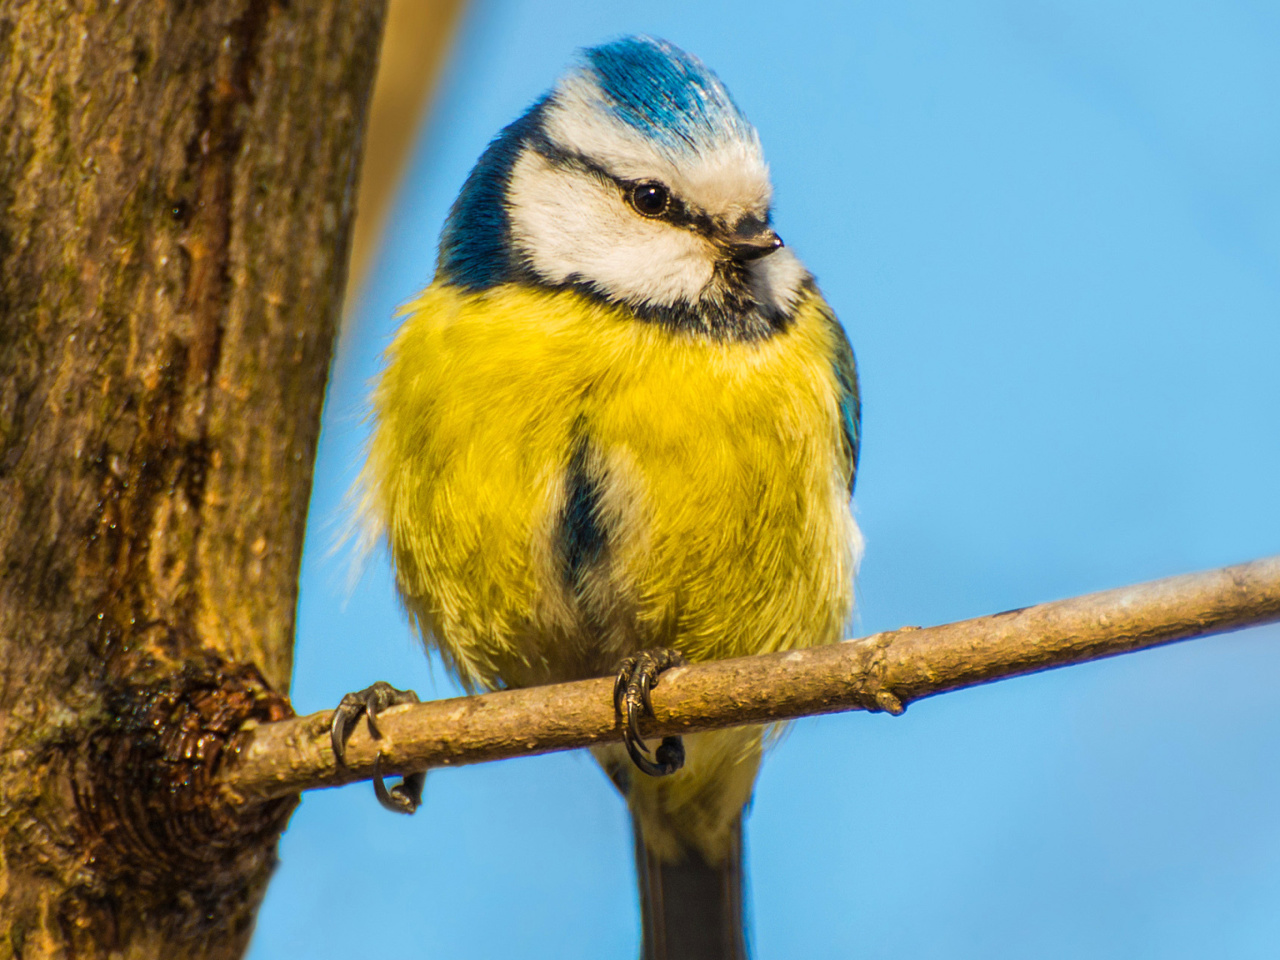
[222,556,1280,804]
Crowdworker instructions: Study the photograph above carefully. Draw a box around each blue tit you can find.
[338,35,862,960]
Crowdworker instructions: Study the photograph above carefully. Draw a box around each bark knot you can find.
[64,654,297,944]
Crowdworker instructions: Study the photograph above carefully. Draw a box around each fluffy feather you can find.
[361,283,860,689]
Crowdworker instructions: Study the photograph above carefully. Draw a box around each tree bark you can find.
[0,2,386,956]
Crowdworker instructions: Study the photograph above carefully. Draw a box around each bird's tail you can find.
[633,810,749,960]
[597,727,762,958]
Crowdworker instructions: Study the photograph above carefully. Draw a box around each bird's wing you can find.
[823,304,861,496]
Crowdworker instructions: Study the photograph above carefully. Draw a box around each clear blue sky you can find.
[249,1,1280,956]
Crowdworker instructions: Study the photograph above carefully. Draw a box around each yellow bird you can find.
[334,36,862,960]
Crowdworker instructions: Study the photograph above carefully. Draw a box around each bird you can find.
[331,35,862,960]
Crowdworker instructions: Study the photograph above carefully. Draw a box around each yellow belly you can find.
[361,283,859,692]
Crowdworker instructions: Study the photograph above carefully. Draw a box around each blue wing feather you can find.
[826,313,861,495]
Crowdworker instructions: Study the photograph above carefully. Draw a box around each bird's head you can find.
[437,36,808,339]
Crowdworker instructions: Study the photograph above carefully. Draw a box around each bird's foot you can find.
[613,648,688,777]
[330,680,426,815]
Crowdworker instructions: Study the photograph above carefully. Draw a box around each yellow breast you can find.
[362,283,859,690]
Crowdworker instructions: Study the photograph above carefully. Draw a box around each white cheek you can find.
[507,150,716,307]
[749,247,807,314]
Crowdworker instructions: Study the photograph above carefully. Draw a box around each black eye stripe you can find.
[526,142,717,234]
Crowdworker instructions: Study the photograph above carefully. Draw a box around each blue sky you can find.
[249,2,1280,957]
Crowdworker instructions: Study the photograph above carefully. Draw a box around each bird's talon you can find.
[372,753,425,815]
[613,657,637,715]
[654,736,685,770]
[614,648,688,778]
[329,681,424,812]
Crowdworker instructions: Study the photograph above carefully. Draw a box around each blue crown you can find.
[583,36,753,152]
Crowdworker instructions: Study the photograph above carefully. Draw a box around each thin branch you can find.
[221,555,1280,804]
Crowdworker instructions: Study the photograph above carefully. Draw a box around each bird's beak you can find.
[725,225,784,262]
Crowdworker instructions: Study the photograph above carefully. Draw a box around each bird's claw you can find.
[330,680,425,815]
[614,648,687,777]
[372,754,426,815]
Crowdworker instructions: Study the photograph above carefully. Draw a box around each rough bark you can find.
[0,2,386,956]
[221,555,1280,802]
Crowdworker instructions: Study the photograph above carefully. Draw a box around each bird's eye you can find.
[629,181,670,218]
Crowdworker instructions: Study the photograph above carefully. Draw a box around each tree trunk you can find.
[0,2,386,956]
